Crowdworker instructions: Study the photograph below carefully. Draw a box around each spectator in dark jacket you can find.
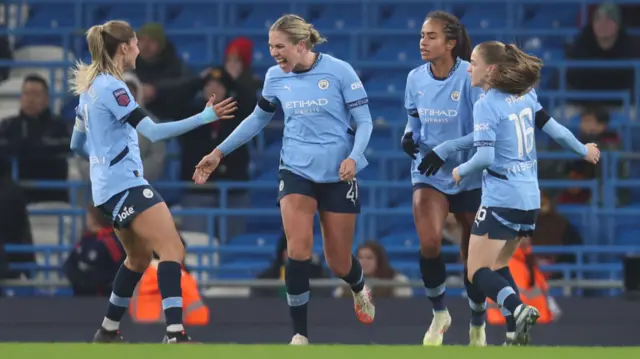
[224,37,260,121]
[178,67,250,240]
[0,74,70,203]
[64,206,125,296]
[565,2,640,107]
[135,23,205,121]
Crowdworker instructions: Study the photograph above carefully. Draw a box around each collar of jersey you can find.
[427,57,461,81]
[292,53,323,74]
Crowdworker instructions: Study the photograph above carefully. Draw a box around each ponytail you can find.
[477,41,543,96]
[307,25,327,49]
[453,24,472,61]
[69,21,134,95]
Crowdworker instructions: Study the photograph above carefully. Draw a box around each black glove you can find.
[418,150,445,176]
[401,132,419,159]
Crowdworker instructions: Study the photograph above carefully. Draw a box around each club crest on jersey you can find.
[113,88,131,107]
[450,90,460,102]
[143,188,154,199]
[318,79,330,90]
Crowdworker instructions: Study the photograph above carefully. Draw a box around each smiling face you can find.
[269,30,306,73]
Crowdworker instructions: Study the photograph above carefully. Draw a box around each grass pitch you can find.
[1,344,639,359]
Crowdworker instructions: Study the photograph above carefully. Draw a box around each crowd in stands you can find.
[0,2,638,326]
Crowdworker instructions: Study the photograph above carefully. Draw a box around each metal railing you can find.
[1,245,634,297]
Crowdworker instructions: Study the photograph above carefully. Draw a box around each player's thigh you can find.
[450,189,481,263]
[469,206,535,276]
[113,227,153,271]
[412,184,450,255]
[466,233,506,281]
[278,170,318,260]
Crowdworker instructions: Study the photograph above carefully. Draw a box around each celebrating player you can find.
[401,11,488,345]
[68,20,236,344]
[452,41,599,345]
[192,14,375,345]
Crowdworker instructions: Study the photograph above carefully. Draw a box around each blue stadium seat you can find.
[377,3,436,30]
[231,3,291,29]
[307,4,364,30]
[165,4,220,29]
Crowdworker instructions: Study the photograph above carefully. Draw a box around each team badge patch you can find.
[318,79,329,90]
[451,90,460,101]
[113,88,131,107]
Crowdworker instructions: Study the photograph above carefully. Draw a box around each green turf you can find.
[1,344,639,359]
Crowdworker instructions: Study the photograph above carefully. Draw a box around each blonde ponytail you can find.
[69,21,134,95]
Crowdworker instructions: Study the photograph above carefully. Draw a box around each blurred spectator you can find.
[565,2,640,108]
[578,107,620,149]
[0,27,10,82]
[63,206,125,296]
[487,238,559,325]
[335,241,411,298]
[0,161,35,281]
[178,67,250,239]
[135,23,203,120]
[224,37,260,121]
[252,232,331,298]
[0,74,70,203]
[556,161,594,204]
[129,240,210,326]
[532,191,582,274]
[553,108,619,204]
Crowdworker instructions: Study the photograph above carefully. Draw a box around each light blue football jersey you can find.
[76,73,147,206]
[404,59,484,194]
[261,53,370,183]
[473,88,542,211]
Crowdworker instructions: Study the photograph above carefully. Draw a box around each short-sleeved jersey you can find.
[404,59,484,194]
[77,74,147,206]
[262,53,369,183]
[473,88,541,210]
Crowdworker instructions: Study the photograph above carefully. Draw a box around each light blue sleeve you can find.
[348,106,373,164]
[101,78,139,123]
[542,118,588,157]
[135,107,217,143]
[403,72,421,136]
[458,146,495,177]
[432,132,474,160]
[458,100,498,177]
[217,105,274,155]
[338,60,368,105]
[216,70,279,155]
[336,60,372,164]
[69,116,90,160]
